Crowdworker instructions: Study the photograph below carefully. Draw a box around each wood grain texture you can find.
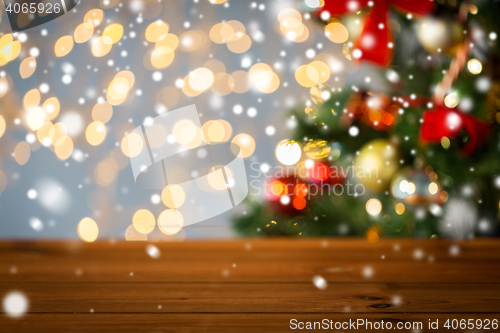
[0,239,499,332]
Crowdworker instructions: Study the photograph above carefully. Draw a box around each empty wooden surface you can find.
[0,238,499,332]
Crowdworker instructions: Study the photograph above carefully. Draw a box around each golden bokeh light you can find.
[91,36,113,57]
[158,209,184,235]
[0,115,5,138]
[49,122,68,146]
[54,136,74,160]
[366,198,382,216]
[395,203,405,215]
[429,182,439,195]
[249,63,280,93]
[161,185,186,209]
[27,107,46,131]
[188,67,214,91]
[210,72,234,96]
[132,209,156,234]
[325,22,349,43]
[103,23,124,44]
[172,119,201,146]
[36,120,53,146]
[151,46,175,69]
[249,63,273,85]
[202,120,226,143]
[94,159,117,186]
[42,97,60,121]
[0,34,21,65]
[156,33,179,50]
[14,141,31,165]
[92,101,113,123]
[84,9,104,27]
[0,77,8,98]
[86,121,107,146]
[182,76,202,97]
[227,33,252,53]
[231,133,256,158]
[444,92,459,109]
[467,58,482,75]
[121,132,144,158]
[295,62,330,88]
[209,23,230,44]
[115,70,136,87]
[74,22,94,43]
[146,20,170,43]
[278,8,302,23]
[203,59,226,75]
[54,35,74,57]
[278,9,309,43]
[179,30,206,52]
[208,165,233,190]
[19,57,36,79]
[78,217,99,242]
[125,224,148,241]
[23,88,41,110]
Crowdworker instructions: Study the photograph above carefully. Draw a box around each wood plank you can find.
[2,313,500,332]
[1,239,500,332]
[1,239,499,283]
[0,282,499,313]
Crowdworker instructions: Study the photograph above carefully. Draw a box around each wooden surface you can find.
[0,239,499,332]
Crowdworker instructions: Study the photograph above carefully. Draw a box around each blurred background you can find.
[0,0,499,241]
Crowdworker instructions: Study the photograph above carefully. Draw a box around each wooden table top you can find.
[0,238,499,332]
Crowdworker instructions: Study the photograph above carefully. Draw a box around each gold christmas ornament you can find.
[304,140,331,160]
[416,17,464,54]
[390,167,441,205]
[353,139,399,192]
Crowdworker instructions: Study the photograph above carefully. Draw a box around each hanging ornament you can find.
[416,16,464,54]
[304,139,331,160]
[317,0,434,66]
[302,160,346,185]
[420,105,490,156]
[266,176,309,215]
[390,167,441,205]
[341,92,399,131]
[275,140,302,166]
[353,139,400,192]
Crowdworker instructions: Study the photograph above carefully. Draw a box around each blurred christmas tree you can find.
[233,0,500,239]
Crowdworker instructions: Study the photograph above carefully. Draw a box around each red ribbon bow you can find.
[319,0,434,66]
[420,105,490,155]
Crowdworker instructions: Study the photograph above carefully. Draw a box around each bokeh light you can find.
[77,217,99,242]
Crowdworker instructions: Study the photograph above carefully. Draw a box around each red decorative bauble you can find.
[318,0,434,66]
[420,105,490,155]
[306,161,346,186]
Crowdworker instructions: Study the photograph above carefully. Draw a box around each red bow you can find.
[319,0,434,66]
[420,105,490,155]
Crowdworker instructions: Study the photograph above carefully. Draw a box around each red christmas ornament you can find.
[318,0,434,66]
[307,161,346,185]
[420,105,490,155]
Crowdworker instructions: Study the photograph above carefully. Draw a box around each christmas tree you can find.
[233,0,500,239]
